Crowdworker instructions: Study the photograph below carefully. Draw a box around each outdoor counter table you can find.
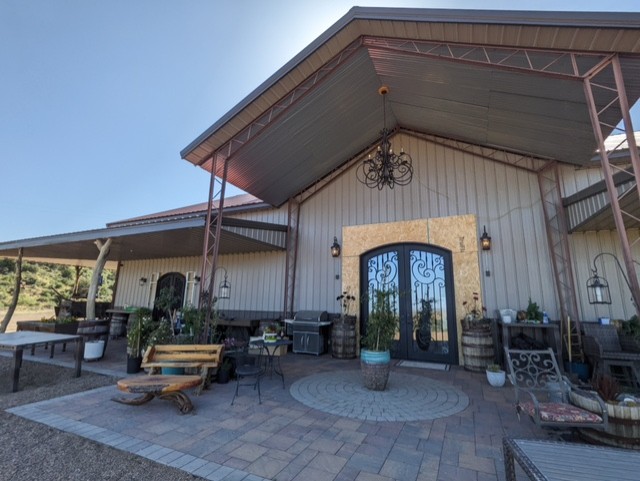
[503,438,640,481]
[0,331,83,392]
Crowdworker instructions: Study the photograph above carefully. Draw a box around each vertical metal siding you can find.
[295,133,558,318]
[114,252,285,313]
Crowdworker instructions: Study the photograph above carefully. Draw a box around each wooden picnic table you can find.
[503,438,640,481]
[0,331,83,392]
[112,375,202,414]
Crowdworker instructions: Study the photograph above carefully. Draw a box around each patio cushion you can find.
[519,401,603,424]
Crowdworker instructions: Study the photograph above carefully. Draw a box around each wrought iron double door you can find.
[361,243,457,364]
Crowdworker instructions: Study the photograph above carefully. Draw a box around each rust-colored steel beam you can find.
[199,152,229,341]
[538,163,579,338]
[363,36,613,80]
[583,54,640,315]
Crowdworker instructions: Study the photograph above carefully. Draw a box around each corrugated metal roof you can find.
[181,7,640,208]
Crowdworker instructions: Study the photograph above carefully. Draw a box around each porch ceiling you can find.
[181,7,640,208]
[0,217,286,268]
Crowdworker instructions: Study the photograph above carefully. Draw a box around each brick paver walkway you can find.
[5,341,552,481]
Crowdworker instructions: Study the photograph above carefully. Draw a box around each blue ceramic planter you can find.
[360,349,390,364]
[161,367,185,375]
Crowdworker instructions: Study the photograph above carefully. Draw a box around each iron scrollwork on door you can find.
[410,250,446,353]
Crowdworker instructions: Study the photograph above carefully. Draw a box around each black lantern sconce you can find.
[480,226,491,251]
[586,272,611,305]
[331,237,341,258]
[139,277,148,287]
[214,267,231,300]
[586,252,633,305]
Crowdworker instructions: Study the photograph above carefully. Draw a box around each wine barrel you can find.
[109,312,128,339]
[462,327,494,372]
[332,318,356,359]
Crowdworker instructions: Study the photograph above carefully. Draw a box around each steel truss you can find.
[538,162,579,333]
[198,153,229,342]
[197,34,640,323]
[584,55,640,314]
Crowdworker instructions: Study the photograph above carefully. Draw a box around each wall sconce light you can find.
[139,277,148,287]
[214,267,231,299]
[480,226,491,251]
[331,236,341,258]
[194,275,201,283]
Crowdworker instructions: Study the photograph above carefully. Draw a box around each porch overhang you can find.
[0,216,287,268]
[181,7,640,207]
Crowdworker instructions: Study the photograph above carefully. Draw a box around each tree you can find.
[86,238,111,320]
[1,248,23,333]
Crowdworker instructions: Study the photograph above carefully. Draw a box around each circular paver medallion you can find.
[289,369,469,422]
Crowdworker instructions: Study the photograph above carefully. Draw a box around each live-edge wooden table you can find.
[112,375,202,414]
[503,438,640,481]
[0,331,83,392]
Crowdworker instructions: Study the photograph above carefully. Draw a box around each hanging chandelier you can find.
[356,85,413,190]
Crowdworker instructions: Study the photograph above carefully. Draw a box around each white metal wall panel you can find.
[114,253,285,314]
[294,133,559,319]
[559,164,605,198]
[114,257,200,308]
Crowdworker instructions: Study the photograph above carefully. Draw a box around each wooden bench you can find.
[141,344,224,392]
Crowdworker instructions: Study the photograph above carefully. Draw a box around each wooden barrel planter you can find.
[462,326,494,372]
[570,390,640,450]
[332,316,357,359]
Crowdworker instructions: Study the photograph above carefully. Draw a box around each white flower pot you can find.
[84,340,105,361]
[486,369,506,387]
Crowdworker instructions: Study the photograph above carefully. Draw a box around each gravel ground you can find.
[0,357,204,481]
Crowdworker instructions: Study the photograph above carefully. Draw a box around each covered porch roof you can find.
[0,195,286,268]
[181,7,640,207]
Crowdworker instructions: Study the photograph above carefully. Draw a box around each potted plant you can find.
[486,363,506,387]
[217,357,233,384]
[126,307,151,373]
[360,287,399,391]
[525,298,543,323]
[336,290,357,324]
[460,292,494,372]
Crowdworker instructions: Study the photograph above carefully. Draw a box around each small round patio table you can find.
[250,338,292,388]
[112,374,201,414]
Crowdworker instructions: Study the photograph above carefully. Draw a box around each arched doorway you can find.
[153,272,186,320]
[361,243,457,364]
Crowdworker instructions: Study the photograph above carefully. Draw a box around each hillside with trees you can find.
[0,259,114,312]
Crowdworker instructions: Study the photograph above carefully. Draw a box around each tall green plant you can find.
[362,288,399,352]
[127,307,152,357]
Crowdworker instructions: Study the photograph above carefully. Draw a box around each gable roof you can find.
[181,7,640,207]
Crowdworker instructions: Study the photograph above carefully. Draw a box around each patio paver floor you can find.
[4,340,553,481]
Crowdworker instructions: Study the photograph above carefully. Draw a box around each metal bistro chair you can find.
[231,344,265,405]
[504,348,608,432]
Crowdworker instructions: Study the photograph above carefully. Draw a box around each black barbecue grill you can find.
[285,310,331,355]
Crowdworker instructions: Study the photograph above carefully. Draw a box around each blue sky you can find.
[1,1,639,241]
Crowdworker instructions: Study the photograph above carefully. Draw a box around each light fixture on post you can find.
[214,267,231,300]
[331,236,341,258]
[586,252,632,305]
[139,277,148,287]
[356,85,413,190]
[480,226,491,251]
